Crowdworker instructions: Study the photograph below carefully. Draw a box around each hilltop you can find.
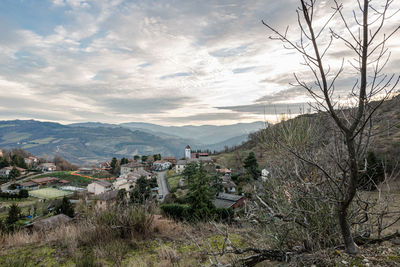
[213,95,400,171]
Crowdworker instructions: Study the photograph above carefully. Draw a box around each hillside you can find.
[213,95,400,170]
[0,120,193,164]
[119,121,265,145]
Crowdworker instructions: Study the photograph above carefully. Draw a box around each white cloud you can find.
[0,0,399,125]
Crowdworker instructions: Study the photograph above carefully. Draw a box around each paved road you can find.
[1,172,43,192]
[156,170,169,202]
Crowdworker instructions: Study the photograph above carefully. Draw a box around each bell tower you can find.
[185,145,191,159]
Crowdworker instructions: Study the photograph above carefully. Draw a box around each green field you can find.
[33,171,92,186]
[29,188,72,199]
[166,173,183,191]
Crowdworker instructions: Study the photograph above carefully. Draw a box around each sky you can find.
[0,0,399,126]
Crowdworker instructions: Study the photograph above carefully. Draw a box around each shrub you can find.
[55,196,75,217]
[94,206,154,239]
[214,208,234,223]
[160,204,190,221]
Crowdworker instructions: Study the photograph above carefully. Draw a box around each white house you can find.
[24,156,38,167]
[39,163,57,172]
[88,180,113,195]
[120,162,144,175]
[261,168,271,182]
[153,160,171,171]
[175,160,188,174]
[113,177,136,191]
[0,167,12,177]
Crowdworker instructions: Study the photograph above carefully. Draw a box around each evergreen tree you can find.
[182,162,198,184]
[56,196,75,217]
[8,166,20,180]
[6,203,21,231]
[211,174,224,194]
[243,152,259,179]
[133,155,140,161]
[18,189,29,198]
[0,157,9,169]
[153,154,161,161]
[130,176,151,204]
[110,157,118,174]
[141,155,148,162]
[187,163,215,221]
[120,157,129,165]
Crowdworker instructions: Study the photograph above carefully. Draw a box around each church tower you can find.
[185,145,191,159]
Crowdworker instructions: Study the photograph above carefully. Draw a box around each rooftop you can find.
[214,198,236,209]
[216,192,243,202]
[93,180,112,187]
[97,190,119,201]
[121,162,144,168]
[31,177,59,183]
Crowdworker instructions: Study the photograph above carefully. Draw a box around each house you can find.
[221,177,236,193]
[95,190,119,209]
[261,168,271,182]
[120,162,144,175]
[217,168,232,176]
[39,163,57,172]
[0,166,26,177]
[99,161,111,171]
[162,156,177,165]
[87,180,112,195]
[213,193,245,209]
[24,156,38,167]
[0,167,12,177]
[175,160,187,174]
[191,152,209,159]
[175,157,214,174]
[21,181,39,190]
[31,214,72,231]
[131,169,152,180]
[113,176,136,191]
[31,177,59,186]
[153,160,172,171]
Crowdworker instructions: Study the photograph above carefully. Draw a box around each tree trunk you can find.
[338,137,359,254]
[338,203,358,254]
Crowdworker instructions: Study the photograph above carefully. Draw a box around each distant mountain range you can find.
[0,120,265,165]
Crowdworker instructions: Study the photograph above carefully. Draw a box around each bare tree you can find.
[262,0,399,254]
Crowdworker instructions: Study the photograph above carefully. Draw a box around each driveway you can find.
[156,170,169,202]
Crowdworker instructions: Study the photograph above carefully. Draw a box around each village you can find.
[0,145,270,231]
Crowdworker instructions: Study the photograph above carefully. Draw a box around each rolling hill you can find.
[0,120,193,164]
[0,120,265,165]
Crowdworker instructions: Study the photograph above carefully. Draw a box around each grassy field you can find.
[29,188,72,199]
[33,171,92,186]
[166,170,183,191]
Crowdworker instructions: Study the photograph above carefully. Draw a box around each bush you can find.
[214,208,234,223]
[160,204,190,221]
[55,196,75,217]
[95,206,154,239]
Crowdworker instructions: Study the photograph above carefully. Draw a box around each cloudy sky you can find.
[0,0,399,126]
